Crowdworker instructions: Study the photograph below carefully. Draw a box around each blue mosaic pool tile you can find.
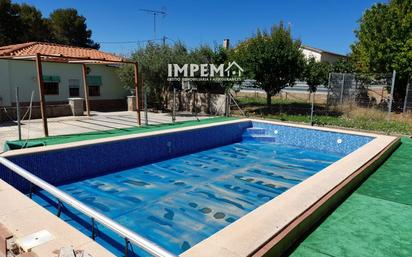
[0,122,251,193]
[251,121,373,155]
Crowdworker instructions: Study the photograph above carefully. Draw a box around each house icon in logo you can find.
[225,61,244,77]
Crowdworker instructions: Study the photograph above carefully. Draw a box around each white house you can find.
[301,45,347,63]
[0,42,129,110]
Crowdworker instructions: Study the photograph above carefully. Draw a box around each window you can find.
[68,79,80,97]
[89,86,100,96]
[86,76,102,96]
[69,88,80,97]
[44,82,59,95]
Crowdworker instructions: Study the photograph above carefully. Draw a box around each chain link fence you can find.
[233,71,412,133]
[326,72,395,112]
[403,80,412,112]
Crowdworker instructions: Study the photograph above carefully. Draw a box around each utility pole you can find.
[139,8,167,40]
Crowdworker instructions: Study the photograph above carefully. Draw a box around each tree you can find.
[332,58,354,73]
[117,41,190,109]
[303,57,331,93]
[351,0,412,101]
[0,1,100,49]
[18,3,51,42]
[0,0,21,45]
[49,8,99,49]
[189,44,232,93]
[234,22,305,106]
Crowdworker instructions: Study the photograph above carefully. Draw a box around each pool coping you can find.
[180,119,399,257]
[0,118,244,157]
[0,118,400,257]
[0,179,116,257]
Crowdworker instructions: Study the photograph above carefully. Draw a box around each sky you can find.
[14,0,385,56]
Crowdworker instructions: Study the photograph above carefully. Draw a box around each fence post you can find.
[326,73,331,108]
[172,87,176,123]
[340,73,345,106]
[388,70,396,117]
[403,78,410,113]
[16,87,22,141]
[310,92,315,126]
[144,86,148,125]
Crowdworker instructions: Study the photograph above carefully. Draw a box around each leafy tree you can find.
[351,0,412,101]
[18,3,51,42]
[332,58,354,73]
[234,22,305,106]
[0,1,99,49]
[303,57,331,92]
[0,0,21,45]
[117,41,190,109]
[49,8,99,49]
[189,45,232,93]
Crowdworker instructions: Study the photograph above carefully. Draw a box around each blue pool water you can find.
[33,130,344,256]
[0,121,373,256]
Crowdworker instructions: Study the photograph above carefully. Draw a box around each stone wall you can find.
[0,104,72,122]
[167,92,226,115]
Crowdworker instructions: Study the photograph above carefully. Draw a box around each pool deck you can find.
[290,137,412,257]
[0,179,116,257]
[0,111,210,151]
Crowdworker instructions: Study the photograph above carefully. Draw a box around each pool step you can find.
[243,135,276,142]
[245,127,267,135]
[243,127,276,142]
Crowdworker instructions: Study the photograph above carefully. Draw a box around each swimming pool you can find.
[0,119,398,257]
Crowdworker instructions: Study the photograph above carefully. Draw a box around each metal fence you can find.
[326,72,395,112]
[403,79,412,112]
[231,71,412,129]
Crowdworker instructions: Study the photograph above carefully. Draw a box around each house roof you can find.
[0,42,124,62]
[301,45,347,58]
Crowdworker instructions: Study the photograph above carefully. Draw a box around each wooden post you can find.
[134,63,141,125]
[35,53,49,137]
[82,64,91,116]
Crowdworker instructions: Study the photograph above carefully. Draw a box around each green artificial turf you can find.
[4,116,238,150]
[290,137,412,257]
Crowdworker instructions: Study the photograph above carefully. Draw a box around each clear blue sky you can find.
[14,0,384,56]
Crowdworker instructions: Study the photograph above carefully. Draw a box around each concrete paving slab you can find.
[0,111,207,151]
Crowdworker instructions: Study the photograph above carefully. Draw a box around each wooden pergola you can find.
[0,53,141,137]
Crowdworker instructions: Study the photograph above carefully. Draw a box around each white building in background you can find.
[301,45,347,63]
[0,42,129,110]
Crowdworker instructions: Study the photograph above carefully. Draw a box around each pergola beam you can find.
[35,53,49,137]
[0,54,136,64]
[2,53,141,137]
[82,64,91,116]
[134,63,141,125]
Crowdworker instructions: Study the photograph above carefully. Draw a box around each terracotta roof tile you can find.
[0,42,123,62]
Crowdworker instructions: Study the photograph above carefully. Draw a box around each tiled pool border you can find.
[0,118,399,257]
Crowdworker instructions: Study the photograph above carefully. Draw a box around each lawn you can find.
[290,137,412,257]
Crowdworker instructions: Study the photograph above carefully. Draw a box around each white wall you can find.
[0,59,128,106]
[301,48,344,64]
[301,48,322,62]
[0,60,11,106]
[320,52,343,64]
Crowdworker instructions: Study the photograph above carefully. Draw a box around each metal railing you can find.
[0,157,177,257]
